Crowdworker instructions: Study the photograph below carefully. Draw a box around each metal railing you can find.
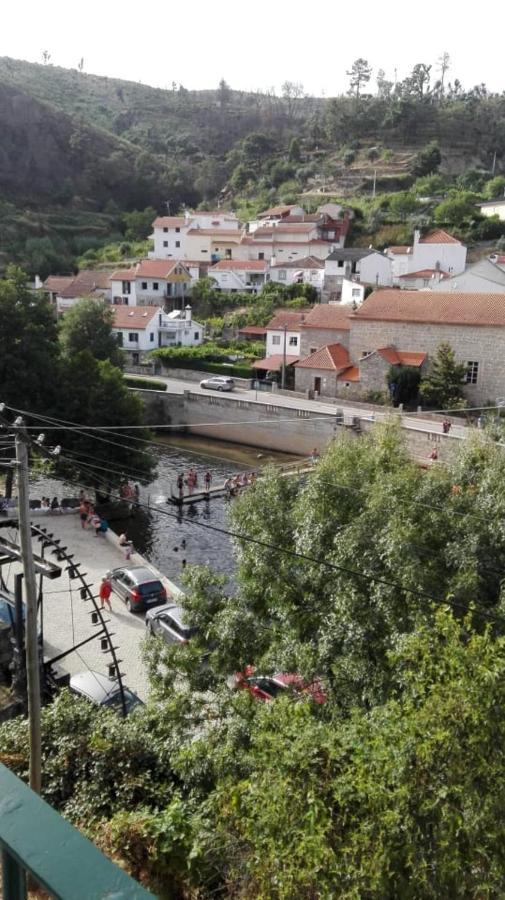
[0,763,153,899]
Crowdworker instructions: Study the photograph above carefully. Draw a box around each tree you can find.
[41,50,51,65]
[376,69,393,100]
[484,175,505,200]
[411,141,442,177]
[288,137,301,163]
[121,206,157,241]
[388,191,419,220]
[402,63,432,99]
[347,58,372,98]
[387,364,421,405]
[281,81,305,119]
[433,190,478,226]
[437,51,450,94]
[218,78,231,110]
[419,341,467,408]
[59,299,124,369]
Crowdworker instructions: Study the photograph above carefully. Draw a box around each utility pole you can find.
[281,324,287,390]
[372,168,377,200]
[14,419,41,795]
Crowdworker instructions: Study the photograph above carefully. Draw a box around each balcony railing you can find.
[0,763,153,899]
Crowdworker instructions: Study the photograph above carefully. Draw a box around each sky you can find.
[1,0,504,97]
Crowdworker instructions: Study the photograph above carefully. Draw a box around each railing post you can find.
[2,848,26,900]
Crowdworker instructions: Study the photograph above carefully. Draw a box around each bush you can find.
[157,357,252,378]
[124,376,167,391]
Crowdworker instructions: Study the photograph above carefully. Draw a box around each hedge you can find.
[161,359,253,378]
[124,376,167,391]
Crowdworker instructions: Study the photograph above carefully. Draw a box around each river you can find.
[31,435,299,586]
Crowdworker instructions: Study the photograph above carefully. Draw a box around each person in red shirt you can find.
[99,577,112,612]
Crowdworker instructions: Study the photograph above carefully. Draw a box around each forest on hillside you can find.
[1,54,505,276]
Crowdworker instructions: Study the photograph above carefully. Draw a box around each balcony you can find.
[0,763,153,899]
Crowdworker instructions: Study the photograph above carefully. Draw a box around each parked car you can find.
[145,603,198,646]
[69,670,143,715]
[199,376,235,392]
[231,667,326,704]
[106,565,168,612]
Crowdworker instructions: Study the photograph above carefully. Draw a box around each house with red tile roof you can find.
[150,210,240,259]
[111,304,203,364]
[386,229,467,282]
[43,269,114,314]
[294,343,351,395]
[269,256,325,292]
[265,310,310,359]
[347,288,505,404]
[110,260,192,306]
[208,259,268,293]
[299,303,352,358]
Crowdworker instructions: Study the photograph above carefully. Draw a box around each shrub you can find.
[124,377,167,391]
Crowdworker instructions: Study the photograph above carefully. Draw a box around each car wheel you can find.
[147,621,154,635]
[126,597,133,612]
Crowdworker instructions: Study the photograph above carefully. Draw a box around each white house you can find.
[324,249,392,291]
[46,270,112,314]
[110,260,192,306]
[478,199,505,221]
[150,210,241,259]
[430,257,505,294]
[265,310,308,359]
[398,269,447,290]
[387,229,467,282]
[111,304,203,364]
[184,228,245,263]
[208,259,269,292]
[340,279,366,305]
[269,256,325,292]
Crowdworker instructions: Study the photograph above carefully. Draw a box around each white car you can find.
[200,376,235,392]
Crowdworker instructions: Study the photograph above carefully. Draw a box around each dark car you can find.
[231,667,326,704]
[106,565,168,612]
[145,603,198,645]
[69,670,143,715]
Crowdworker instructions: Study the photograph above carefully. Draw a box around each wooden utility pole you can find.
[14,420,41,795]
[281,324,287,390]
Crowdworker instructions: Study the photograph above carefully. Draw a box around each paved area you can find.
[30,516,183,701]
[138,374,469,440]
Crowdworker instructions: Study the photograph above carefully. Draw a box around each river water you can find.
[32,435,299,587]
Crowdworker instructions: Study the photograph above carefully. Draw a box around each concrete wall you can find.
[349,319,505,404]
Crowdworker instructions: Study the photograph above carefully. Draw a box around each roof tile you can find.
[301,304,351,331]
[295,343,350,371]
[354,289,505,327]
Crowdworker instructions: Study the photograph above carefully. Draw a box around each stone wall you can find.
[295,367,338,398]
[300,327,350,358]
[350,320,505,405]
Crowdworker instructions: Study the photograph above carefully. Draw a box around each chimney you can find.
[185,304,192,322]
[184,209,191,224]
[413,229,421,245]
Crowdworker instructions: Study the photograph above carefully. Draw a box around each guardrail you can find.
[0,763,154,899]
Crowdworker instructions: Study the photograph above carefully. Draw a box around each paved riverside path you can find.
[35,516,182,702]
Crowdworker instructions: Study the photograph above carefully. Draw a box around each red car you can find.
[231,666,326,704]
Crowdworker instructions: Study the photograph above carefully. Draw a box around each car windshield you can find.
[250,677,285,698]
[104,689,143,712]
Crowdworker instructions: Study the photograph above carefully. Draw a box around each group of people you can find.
[176,469,214,498]
[79,492,109,538]
[223,472,257,496]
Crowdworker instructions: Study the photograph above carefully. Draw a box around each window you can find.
[163,241,168,247]
[175,241,180,248]
[121,281,131,294]
[150,332,154,342]
[272,335,281,345]
[352,288,361,298]
[201,249,208,253]
[163,227,168,233]
[327,230,335,239]
[153,282,159,291]
[194,331,200,340]
[128,333,139,342]
[175,227,180,233]
[466,361,479,384]
[141,281,148,290]
[278,270,287,280]
[360,350,371,358]
[337,260,344,268]
[258,252,265,260]
[310,347,317,355]
[289,336,298,347]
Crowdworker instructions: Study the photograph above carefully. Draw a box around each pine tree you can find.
[419,342,468,409]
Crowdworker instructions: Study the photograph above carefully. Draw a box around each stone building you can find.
[348,290,505,405]
[299,304,351,358]
[294,343,351,396]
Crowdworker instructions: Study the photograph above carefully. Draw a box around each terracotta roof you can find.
[354,289,505,327]
[388,245,411,255]
[209,259,268,271]
[43,275,74,293]
[59,270,112,298]
[376,347,426,367]
[111,306,158,329]
[258,205,298,218]
[337,364,360,382]
[266,311,310,331]
[135,259,189,278]
[186,228,243,238]
[251,354,299,371]
[271,256,325,269]
[238,326,267,336]
[419,229,460,245]
[110,269,137,281]
[254,224,317,236]
[295,343,350,371]
[400,269,449,278]
[152,217,188,227]
[301,304,351,331]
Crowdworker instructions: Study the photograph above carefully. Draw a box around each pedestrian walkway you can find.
[33,517,182,701]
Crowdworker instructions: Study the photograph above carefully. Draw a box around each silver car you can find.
[145,603,198,645]
[69,670,143,715]
[200,376,235,392]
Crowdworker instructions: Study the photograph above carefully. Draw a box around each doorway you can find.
[314,376,321,394]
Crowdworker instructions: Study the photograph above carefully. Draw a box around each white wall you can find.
[480,203,505,221]
[152,224,190,259]
[269,267,324,290]
[359,253,392,286]
[110,278,137,305]
[409,241,466,276]
[266,329,302,357]
[431,271,505,294]
[340,279,365,305]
